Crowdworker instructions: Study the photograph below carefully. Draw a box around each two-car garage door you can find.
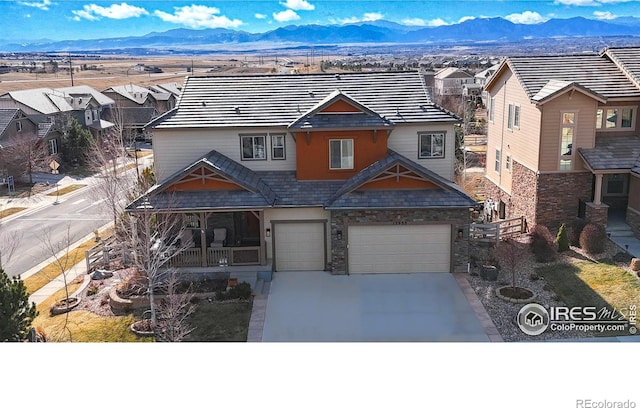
[348,224,451,273]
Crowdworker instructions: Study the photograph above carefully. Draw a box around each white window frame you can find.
[48,138,58,155]
[513,105,521,129]
[559,111,575,171]
[329,139,354,170]
[596,106,636,130]
[495,149,501,174]
[271,134,286,160]
[240,134,267,161]
[489,96,495,123]
[507,104,514,130]
[505,155,511,172]
[418,132,445,159]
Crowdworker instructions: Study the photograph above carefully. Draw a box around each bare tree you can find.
[154,273,196,342]
[123,199,191,330]
[494,238,528,290]
[0,132,53,185]
[39,225,79,341]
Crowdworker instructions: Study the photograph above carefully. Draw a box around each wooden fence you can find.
[470,216,525,243]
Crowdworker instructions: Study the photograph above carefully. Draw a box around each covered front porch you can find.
[170,210,266,268]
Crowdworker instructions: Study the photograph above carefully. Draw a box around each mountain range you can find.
[3,16,640,53]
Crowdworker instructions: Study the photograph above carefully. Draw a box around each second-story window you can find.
[495,149,501,174]
[418,132,445,159]
[596,107,636,130]
[241,135,266,160]
[489,97,495,122]
[271,134,286,160]
[507,104,514,130]
[16,121,22,132]
[559,112,575,171]
[514,105,521,128]
[329,139,354,170]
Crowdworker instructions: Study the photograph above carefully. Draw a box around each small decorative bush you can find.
[579,223,607,255]
[555,223,570,252]
[87,283,99,296]
[530,224,557,263]
[570,218,588,247]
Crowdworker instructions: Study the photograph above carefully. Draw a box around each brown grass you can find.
[0,207,26,219]
[46,184,86,196]
[23,229,112,295]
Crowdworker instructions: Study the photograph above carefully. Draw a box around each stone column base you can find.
[585,202,609,228]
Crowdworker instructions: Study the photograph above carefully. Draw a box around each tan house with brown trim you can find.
[483,47,640,237]
[128,71,477,276]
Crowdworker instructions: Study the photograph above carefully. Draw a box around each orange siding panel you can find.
[360,177,437,189]
[296,130,388,180]
[320,99,362,113]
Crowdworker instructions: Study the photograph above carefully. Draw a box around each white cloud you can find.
[593,10,618,19]
[504,11,549,24]
[402,18,426,26]
[273,9,300,22]
[18,0,51,10]
[340,12,383,24]
[154,5,243,29]
[72,3,148,21]
[427,18,450,27]
[458,16,476,23]
[255,13,267,19]
[279,0,315,11]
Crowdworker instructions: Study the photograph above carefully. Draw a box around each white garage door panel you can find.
[348,225,451,274]
[275,223,325,271]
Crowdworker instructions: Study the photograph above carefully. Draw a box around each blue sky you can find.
[4,0,640,41]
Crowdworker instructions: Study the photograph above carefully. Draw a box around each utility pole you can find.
[68,56,74,86]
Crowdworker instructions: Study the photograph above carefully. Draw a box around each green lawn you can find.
[535,260,640,336]
[185,300,253,342]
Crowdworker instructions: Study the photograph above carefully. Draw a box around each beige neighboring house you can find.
[434,67,475,96]
[483,47,640,238]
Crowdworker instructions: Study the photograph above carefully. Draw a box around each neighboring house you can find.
[0,85,115,139]
[475,64,500,107]
[102,84,159,138]
[434,67,475,96]
[127,71,476,274]
[148,82,181,114]
[0,109,39,147]
[483,47,640,238]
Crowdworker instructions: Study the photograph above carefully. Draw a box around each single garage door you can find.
[274,222,326,271]
[348,224,451,273]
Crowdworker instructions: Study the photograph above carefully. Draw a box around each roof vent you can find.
[335,74,340,80]
[308,90,314,97]
[396,107,400,116]
[234,106,240,113]
[201,101,206,107]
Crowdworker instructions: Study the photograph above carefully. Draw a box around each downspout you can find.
[499,80,507,187]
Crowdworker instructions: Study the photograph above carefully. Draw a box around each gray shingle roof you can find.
[288,89,395,130]
[152,71,458,129]
[326,149,475,209]
[493,54,640,101]
[126,150,475,212]
[602,47,640,90]
[531,80,606,104]
[0,109,19,137]
[578,136,640,171]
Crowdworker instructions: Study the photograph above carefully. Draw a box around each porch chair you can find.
[211,228,227,248]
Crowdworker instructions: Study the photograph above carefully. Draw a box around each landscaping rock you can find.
[92,270,114,280]
[630,258,640,272]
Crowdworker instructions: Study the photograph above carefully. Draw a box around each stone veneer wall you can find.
[535,171,593,230]
[483,161,537,231]
[585,202,609,229]
[330,208,470,274]
[627,208,640,238]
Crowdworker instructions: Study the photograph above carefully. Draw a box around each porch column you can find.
[593,173,603,205]
[258,210,266,265]
[200,212,207,267]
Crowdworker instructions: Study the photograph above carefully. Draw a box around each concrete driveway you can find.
[261,272,491,342]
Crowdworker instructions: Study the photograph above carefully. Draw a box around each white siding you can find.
[264,208,331,263]
[387,123,456,180]
[152,127,297,182]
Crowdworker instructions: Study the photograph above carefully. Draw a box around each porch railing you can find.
[168,246,262,267]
